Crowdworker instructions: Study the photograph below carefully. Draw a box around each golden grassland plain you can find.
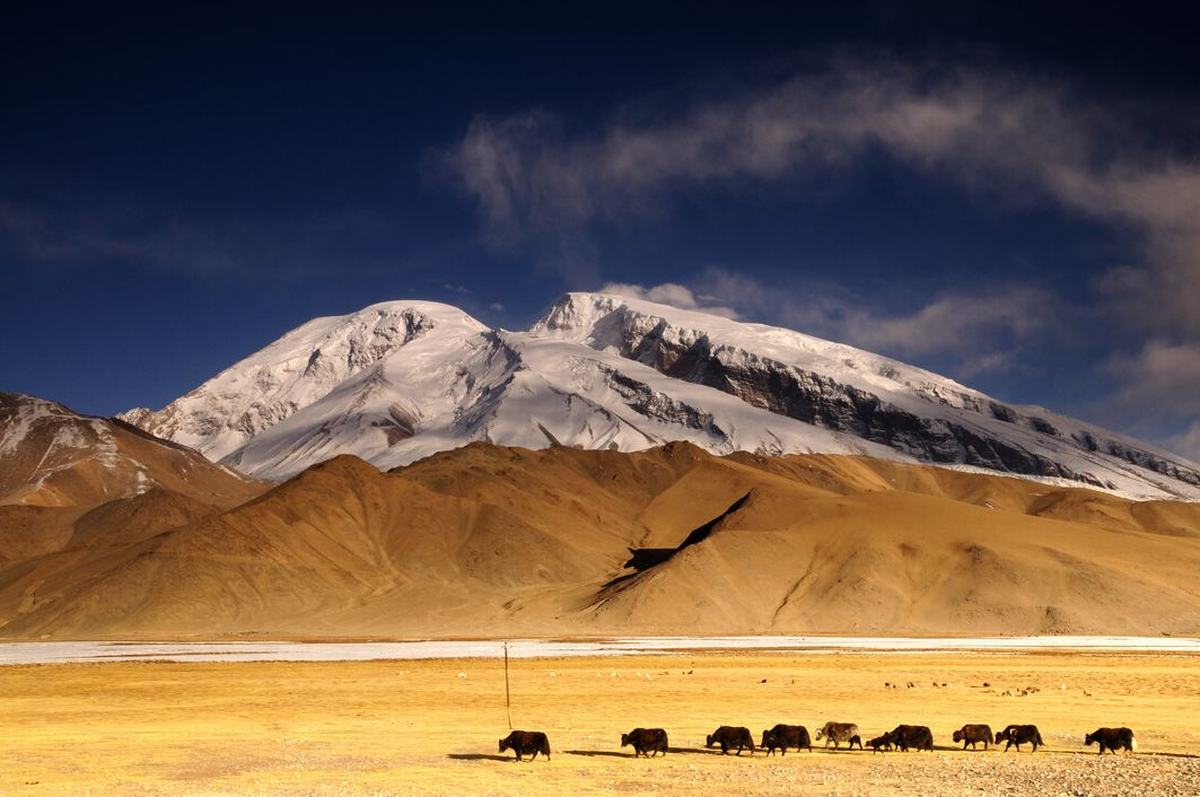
[1,651,1199,796]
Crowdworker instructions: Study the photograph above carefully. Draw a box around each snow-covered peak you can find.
[254,300,485,357]
[122,301,489,461]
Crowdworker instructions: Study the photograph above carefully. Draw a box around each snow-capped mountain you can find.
[121,301,489,462]
[119,293,1200,499]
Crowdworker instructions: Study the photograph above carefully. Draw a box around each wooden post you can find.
[503,640,513,729]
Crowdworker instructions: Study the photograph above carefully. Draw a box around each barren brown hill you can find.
[1,441,1199,639]
[0,392,265,625]
[0,392,262,509]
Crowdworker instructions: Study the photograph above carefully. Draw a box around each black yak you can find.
[888,724,934,752]
[760,724,812,755]
[952,724,993,750]
[706,726,754,755]
[499,730,551,761]
[995,724,1044,752]
[621,728,668,757]
[1084,727,1136,754]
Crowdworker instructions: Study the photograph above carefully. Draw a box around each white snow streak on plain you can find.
[1,636,1198,665]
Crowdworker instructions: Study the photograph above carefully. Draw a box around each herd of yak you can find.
[498,724,1138,761]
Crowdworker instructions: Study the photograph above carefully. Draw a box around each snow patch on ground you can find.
[2,636,1197,665]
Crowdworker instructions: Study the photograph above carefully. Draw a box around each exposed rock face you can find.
[647,340,1119,488]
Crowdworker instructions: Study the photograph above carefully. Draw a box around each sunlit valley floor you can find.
[1,650,1198,795]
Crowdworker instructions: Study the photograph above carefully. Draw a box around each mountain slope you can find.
[2,444,1198,639]
[0,392,262,508]
[119,294,1200,498]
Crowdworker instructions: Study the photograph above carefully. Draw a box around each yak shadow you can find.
[565,747,724,758]
[446,753,513,762]
[676,747,751,756]
[564,749,632,759]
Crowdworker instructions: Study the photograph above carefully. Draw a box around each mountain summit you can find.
[120,293,1200,498]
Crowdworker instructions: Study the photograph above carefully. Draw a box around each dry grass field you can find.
[1,650,1199,795]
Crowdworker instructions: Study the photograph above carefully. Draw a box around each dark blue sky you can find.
[3,3,1199,458]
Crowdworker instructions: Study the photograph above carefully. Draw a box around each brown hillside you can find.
[1,442,1198,639]
[0,392,262,509]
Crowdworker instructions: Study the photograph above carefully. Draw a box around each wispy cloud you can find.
[1106,341,1200,420]
[598,281,740,319]
[1098,340,1200,460]
[0,196,402,282]
[0,199,240,276]
[444,55,1200,336]
[607,270,1056,379]
[1167,422,1200,461]
[839,288,1057,376]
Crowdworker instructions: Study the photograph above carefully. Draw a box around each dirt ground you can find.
[0,650,1198,795]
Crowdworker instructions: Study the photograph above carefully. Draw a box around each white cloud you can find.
[1071,339,1200,462]
[1166,421,1200,462]
[445,57,1200,336]
[597,281,741,319]
[1106,341,1200,419]
[843,288,1055,362]
[680,267,1055,376]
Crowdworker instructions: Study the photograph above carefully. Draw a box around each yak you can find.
[706,726,755,755]
[760,724,812,755]
[995,724,1044,752]
[952,724,993,750]
[499,730,551,761]
[888,724,934,752]
[621,728,669,757]
[866,734,892,753]
[1084,727,1136,754]
[815,722,860,749]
